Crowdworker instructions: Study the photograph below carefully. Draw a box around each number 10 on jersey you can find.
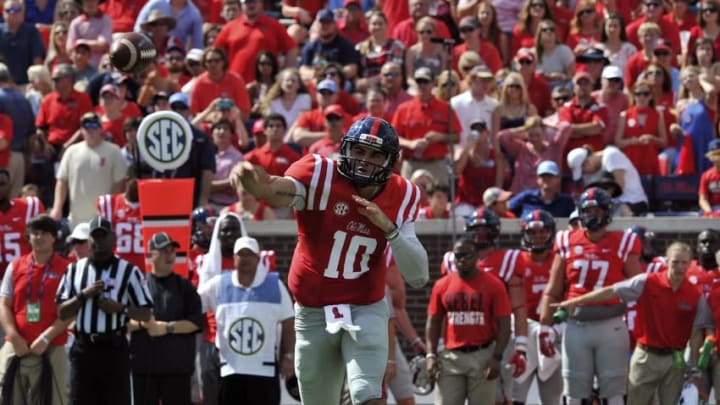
[324,231,378,280]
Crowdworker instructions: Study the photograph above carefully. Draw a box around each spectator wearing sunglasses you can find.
[0,0,45,86]
[300,9,361,82]
[514,49,552,118]
[592,66,629,145]
[308,104,347,158]
[181,48,205,97]
[451,16,502,75]
[379,61,410,116]
[626,0,681,56]
[686,0,720,66]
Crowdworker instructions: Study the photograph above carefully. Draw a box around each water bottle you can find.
[698,336,716,370]
[552,308,568,324]
[672,350,685,369]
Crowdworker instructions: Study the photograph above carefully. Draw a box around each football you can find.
[109,32,156,74]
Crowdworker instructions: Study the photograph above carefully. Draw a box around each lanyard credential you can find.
[26,257,52,302]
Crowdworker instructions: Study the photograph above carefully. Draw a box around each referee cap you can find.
[233,236,259,256]
[88,216,112,234]
[149,232,180,250]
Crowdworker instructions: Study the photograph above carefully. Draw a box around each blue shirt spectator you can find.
[508,161,576,218]
[134,0,203,50]
[0,0,45,85]
[0,72,36,151]
[24,0,57,24]
[300,9,361,79]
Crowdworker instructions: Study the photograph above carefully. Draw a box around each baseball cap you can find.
[68,222,90,242]
[166,37,185,54]
[317,79,338,93]
[316,8,335,22]
[252,119,265,135]
[414,67,434,81]
[186,48,203,62]
[536,160,560,176]
[601,65,623,80]
[469,65,493,79]
[515,49,535,63]
[567,147,589,181]
[148,231,180,250]
[72,39,91,51]
[459,16,479,29]
[573,71,593,83]
[576,47,608,64]
[234,236,260,256]
[169,92,190,109]
[100,83,119,97]
[51,63,74,79]
[706,139,720,160]
[88,216,112,234]
[80,112,101,129]
[654,39,671,53]
[324,104,345,118]
[483,187,512,206]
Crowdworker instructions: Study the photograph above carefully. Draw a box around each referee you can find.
[56,216,153,405]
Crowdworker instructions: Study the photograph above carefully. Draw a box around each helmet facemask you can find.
[338,138,396,187]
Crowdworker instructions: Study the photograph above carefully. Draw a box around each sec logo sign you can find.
[228,317,265,355]
[137,111,193,171]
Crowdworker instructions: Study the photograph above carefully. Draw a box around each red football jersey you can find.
[428,270,512,349]
[517,251,553,321]
[554,229,640,304]
[284,154,421,307]
[97,194,145,270]
[0,197,44,278]
[440,249,522,284]
[687,260,720,298]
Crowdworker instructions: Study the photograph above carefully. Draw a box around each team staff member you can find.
[539,188,642,405]
[56,216,153,405]
[129,232,203,405]
[426,237,512,405]
[199,236,294,405]
[0,215,71,405]
[392,67,461,186]
[512,210,563,405]
[554,242,709,405]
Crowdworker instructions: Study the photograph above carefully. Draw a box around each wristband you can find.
[514,336,528,346]
[386,225,400,241]
[426,353,437,359]
[492,353,503,362]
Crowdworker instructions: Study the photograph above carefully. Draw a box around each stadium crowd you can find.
[2,0,720,404]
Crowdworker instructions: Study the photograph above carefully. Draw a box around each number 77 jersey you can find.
[284,154,421,307]
[555,228,640,303]
[97,193,145,270]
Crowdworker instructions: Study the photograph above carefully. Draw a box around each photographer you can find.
[454,119,498,218]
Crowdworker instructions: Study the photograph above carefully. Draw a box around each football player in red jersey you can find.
[687,229,720,297]
[97,179,145,270]
[539,188,642,405]
[440,208,528,403]
[0,169,45,279]
[512,209,563,405]
[188,206,217,287]
[231,117,429,405]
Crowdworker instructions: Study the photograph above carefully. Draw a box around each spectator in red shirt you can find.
[190,46,251,121]
[426,236,512,404]
[308,104,346,158]
[98,84,127,147]
[417,184,451,220]
[511,0,555,56]
[377,0,409,29]
[566,0,602,57]
[164,42,191,89]
[36,64,93,153]
[558,71,608,173]
[626,0,681,55]
[214,0,298,84]
[593,65,629,144]
[686,0,720,67]
[282,0,323,44]
[337,0,370,45]
[626,22,661,88]
[451,16,502,75]
[663,0,697,33]
[391,0,451,48]
[700,139,720,215]
[100,0,145,33]
[288,79,341,148]
[380,62,411,116]
[0,114,12,171]
[392,67,461,186]
[515,49,552,117]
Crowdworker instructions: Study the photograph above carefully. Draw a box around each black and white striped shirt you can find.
[56,256,153,333]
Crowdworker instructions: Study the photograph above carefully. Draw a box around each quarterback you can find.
[230,117,429,405]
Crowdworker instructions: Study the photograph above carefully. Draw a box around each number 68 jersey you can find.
[284,154,421,307]
[554,228,640,303]
[97,193,145,270]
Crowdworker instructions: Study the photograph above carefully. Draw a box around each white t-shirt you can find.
[593,145,648,204]
[450,91,499,146]
[270,93,312,129]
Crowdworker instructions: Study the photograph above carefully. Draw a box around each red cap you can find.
[252,119,265,134]
[515,49,535,62]
[72,39,92,50]
[573,71,593,83]
[654,39,671,53]
[324,104,345,117]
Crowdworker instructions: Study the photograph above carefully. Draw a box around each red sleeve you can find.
[450,108,462,134]
[284,153,318,183]
[565,32,580,51]
[0,114,13,148]
[391,105,407,139]
[190,82,203,115]
[36,97,49,127]
[481,43,503,74]
[593,106,608,127]
[700,170,711,196]
[276,20,297,53]
[558,105,573,123]
[214,23,230,51]
[491,277,512,317]
[498,130,525,158]
[427,277,447,316]
[295,111,313,129]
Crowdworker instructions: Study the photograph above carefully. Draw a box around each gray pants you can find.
[199,339,220,405]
